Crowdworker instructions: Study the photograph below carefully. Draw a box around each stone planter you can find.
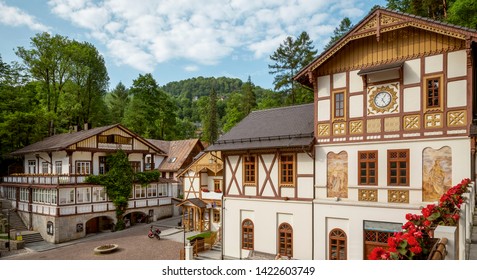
[93,244,119,254]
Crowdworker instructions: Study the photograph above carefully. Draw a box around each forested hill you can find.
[161,76,244,99]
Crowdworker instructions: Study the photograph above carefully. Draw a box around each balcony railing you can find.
[16,196,173,217]
[2,174,87,185]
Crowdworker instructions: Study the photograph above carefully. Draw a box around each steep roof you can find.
[207,103,314,151]
[148,139,203,172]
[295,7,477,88]
[10,124,164,155]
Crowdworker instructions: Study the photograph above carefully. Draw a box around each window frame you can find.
[42,162,49,174]
[214,179,221,192]
[279,153,296,187]
[241,219,254,250]
[332,89,347,121]
[75,161,91,175]
[28,160,36,174]
[423,74,444,112]
[243,155,257,185]
[329,228,347,260]
[358,151,378,186]
[213,210,220,223]
[278,222,293,258]
[55,161,63,175]
[387,149,410,186]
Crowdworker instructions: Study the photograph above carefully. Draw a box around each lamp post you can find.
[6,209,11,251]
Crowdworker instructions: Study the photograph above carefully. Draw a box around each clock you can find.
[374,91,392,108]
[367,84,399,115]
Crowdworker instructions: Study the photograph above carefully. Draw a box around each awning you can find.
[357,61,404,76]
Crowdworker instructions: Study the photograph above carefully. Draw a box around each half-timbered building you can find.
[0,124,181,243]
[294,8,477,259]
[207,104,315,259]
[177,151,223,233]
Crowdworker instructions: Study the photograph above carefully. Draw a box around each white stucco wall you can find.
[313,202,421,260]
[223,197,313,260]
[447,50,467,78]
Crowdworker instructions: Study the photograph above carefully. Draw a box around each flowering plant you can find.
[369,178,471,260]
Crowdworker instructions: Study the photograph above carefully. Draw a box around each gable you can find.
[296,8,477,87]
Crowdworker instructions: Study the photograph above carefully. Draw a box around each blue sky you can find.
[0,0,386,90]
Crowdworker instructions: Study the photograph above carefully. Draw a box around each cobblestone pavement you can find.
[1,216,190,260]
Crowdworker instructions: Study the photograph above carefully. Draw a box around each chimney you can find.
[84,123,89,130]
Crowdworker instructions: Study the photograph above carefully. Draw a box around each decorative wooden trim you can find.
[317,124,331,137]
[333,122,346,136]
[259,154,278,197]
[447,110,467,127]
[226,156,242,196]
[424,113,444,128]
[403,115,421,130]
[358,189,378,202]
[349,120,364,134]
[387,189,409,203]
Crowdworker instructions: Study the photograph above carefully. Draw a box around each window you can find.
[42,162,49,174]
[279,154,295,186]
[99,156,109,174]
[388,149,409,186]
[214,180,221,192]
[76,188,91,203]
[243,155,257,184]
[423,75,443,111]
[135,185,147,198]
[55,161,63,174]
[59,188,75,204]
[130,161,141,173]
[242,219,254,250]
[168,157,177,163]
[158,184,168,196]
[169,172,174,179]
[278,223,293,257]
[75,161,91,175]
[28,160,36,174]
[93,187,107,202]
[329,228,347,260]
[334,92,345,118]
[20,188,29,202]
[358,151,378,185]
[98,134,132,145]
[147,184,157,197]
[213,210,220,223]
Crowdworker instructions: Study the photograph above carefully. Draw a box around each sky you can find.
[0,0,387,90]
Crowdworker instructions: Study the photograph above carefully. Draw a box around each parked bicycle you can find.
[148,226,161,240]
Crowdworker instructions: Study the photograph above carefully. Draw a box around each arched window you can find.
[242,219,254,250]
[278,223,293,257]
[329,228,347,260]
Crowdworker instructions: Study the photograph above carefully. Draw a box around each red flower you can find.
[369,247,390,260]
[409,245,422,254]
[407,236,418,246]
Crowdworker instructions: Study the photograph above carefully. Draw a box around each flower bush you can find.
[369,178,471,260]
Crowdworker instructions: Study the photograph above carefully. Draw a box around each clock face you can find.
[374,91,392,108]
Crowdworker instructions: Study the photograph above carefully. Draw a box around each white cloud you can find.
[184,65,199,72]
[46,0,377,73]
[0,1,50,32]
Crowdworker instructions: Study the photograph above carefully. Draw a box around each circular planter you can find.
[94,244,118,254]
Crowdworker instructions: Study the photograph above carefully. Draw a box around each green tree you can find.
[123,73,177,139]
[447,0,477,29]
[222,91,245,132]
[204,86,219,143]
[242,76,256,116]
[16,33,72,136]
[108,82,130,124]
[386,0,452,21]
[324,17,353,50]
[85,150,133,231]
[269,31,317,105]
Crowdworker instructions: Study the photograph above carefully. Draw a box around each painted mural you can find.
[422,146,452,202]
[327,151,348,198]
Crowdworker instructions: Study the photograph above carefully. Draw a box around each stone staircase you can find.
[1,199,44,244]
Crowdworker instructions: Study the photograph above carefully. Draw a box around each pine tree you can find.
[269,31,317,105]
[324,18,353,50]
